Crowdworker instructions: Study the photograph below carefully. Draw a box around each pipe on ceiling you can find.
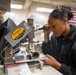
[23,0,32,10]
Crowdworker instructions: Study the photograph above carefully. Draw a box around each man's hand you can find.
[43,24,51,42]
[43,54,61,70]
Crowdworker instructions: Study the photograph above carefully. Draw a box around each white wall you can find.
[28,2,50,27]
[4,9,29,25]
[3,2,50,26]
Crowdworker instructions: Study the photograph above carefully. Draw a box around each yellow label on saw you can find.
[12,27,25,40]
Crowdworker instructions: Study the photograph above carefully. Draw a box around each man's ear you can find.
[62,18,67,25]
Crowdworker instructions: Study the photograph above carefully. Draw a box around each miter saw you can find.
[1,18,46,71]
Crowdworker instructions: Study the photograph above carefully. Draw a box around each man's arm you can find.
[42,35,54,56]
[59,63,76,75]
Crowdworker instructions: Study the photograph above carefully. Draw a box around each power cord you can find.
[0,44,20,60]
[0,44,13,59]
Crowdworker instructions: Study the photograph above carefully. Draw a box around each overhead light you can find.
[36,7,54,13]
[11,4,23,9]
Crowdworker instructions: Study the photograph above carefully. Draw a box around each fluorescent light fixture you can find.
[36,7,54,13]
[11,4,23,9]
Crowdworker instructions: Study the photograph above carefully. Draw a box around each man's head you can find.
[48,8,73,37]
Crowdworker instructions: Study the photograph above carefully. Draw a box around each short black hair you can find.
[49,8,73,20]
